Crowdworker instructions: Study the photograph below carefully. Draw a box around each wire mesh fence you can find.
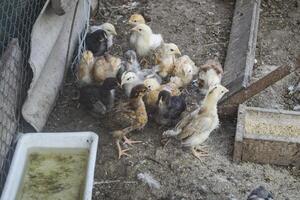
[0,0,46,193]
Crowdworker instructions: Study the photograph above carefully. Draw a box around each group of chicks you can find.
[77,14,229,159]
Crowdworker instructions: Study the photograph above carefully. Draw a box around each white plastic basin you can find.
[1,132,98,200]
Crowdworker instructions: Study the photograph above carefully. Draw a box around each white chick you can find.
[198,59,223,93]
[163,84,229,159]
[173,55,198,87]
[130,24,163,57]
[121,71,143,97]
[155,43,181,78]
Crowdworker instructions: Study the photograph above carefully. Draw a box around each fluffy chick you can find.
[93,54,121,84]
[128,14,146,48]
[198,59,223,93]
[79,78,119,115]
[120,71,144,97]
[155,90,186,126]
[110,84,149,158]
[118,50,162,83]
[130,24,163,57]
[143,78,180,109]
[77,50,95,85]
[128,14,146,26]
[247,186,273,200]
[155,43,181,78]
[86,23,117,56]
[173,55,198,87]
[163,84,229,159]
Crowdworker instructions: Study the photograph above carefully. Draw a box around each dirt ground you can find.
[44,0,300,199]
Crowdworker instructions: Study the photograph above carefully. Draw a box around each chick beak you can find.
[130,27,138,32]
[112,29,117,36]
[224,88,229,94]
[176,49,181,56]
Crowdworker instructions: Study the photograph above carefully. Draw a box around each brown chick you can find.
[173,55,198,87]
[110,84,149,159]
[198,59,223,93]
[77,50,95,85]
[155,43,181,78]
[163,84,229,159]
[143,78,180,110]
[93,54,121,84]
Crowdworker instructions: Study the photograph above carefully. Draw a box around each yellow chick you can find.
[173,55,198,87]
[128,14,146,26]
[198,59,223,93]
[163,84,229,159]
[155,43,181,78]
[78,50,95,85]
[93,54,121,84]
[130,24,163,57]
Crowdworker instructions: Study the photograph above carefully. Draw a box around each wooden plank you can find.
[219,56,300,116]
[222,0,261,99]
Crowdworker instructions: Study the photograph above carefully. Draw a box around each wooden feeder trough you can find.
[233,105,300,166]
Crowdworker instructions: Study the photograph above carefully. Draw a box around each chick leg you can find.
[123,136,142,146]
[116,139,131,159]
[191,147,208,160]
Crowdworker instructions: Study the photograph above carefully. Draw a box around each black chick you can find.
[155,90,186,126]
[79,77,119,115]
[85,29,108,57]
[247,186,274,200]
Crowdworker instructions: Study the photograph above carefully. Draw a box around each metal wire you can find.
[0,0,46,194]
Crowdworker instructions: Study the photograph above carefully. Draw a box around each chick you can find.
[198,59,223,93]
[77,50,95,85]
[118,50,162,83]
[173,55,198,87]
[130,24,163,57]
[110,84,149,158]
[79,78,119,115]
[163,84,229,159]
[93,54,121,84]
[120,71,143,97]
[128,14,146,49]
[128,14,146,26]
[247,186,273,200]
[155,43,181,78]
[155,90,186,126]
[143,78,180,109]
[86,23,117,56]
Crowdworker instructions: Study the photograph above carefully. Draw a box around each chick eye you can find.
[134,20,137,22]
[170,49,174,51]
[127,78,130,81]
[139,28,142,31]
